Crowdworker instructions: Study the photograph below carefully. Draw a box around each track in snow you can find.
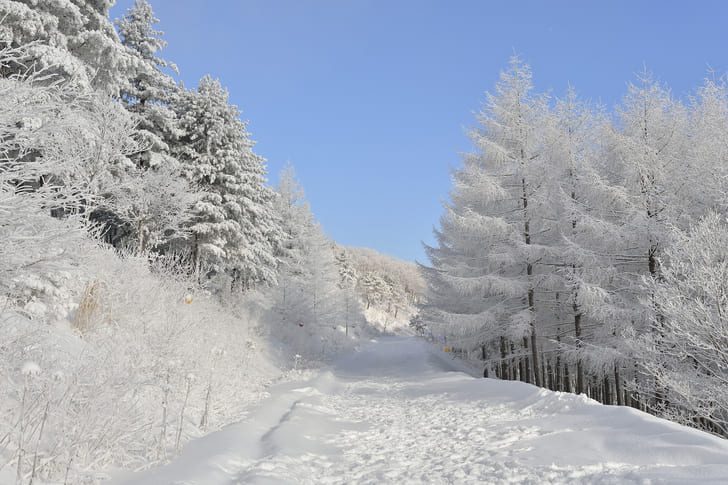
[113,337,728,484]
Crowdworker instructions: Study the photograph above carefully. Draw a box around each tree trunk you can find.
[522,177,541,387]
[574,306,584,395]
[500,337,508,380]
[522,336,531,384]
[564,365,572,393]
[158,371,170,461]
[193,233,201,284]
[614,365,623,406]
[482,345,488,378]
[135,220,145,256]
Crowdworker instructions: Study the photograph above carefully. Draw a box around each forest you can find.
[2,0,728,482]
[422,55,728,438]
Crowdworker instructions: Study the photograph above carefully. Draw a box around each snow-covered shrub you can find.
[0,239,279,483]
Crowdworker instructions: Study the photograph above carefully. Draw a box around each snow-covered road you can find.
[114,337,728,484]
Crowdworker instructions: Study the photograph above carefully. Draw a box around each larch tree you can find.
[607,69,690,407]
[687,75,728,213]
[545,89,631,398]
[424,56,552,384]
[646,213,728,436]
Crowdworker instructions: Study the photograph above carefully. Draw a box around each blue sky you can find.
[111,0,728,263]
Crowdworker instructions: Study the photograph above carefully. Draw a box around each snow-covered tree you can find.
[107,165,198,255]
[173,76,281,287]
[344,246,425,321]
[544,89,631,399]
[0,43,139,309]
[605,70,690,407]
[115,0,180,169]
[0,0,133,94]
[686,75,728,213]
[643,213,728,435]
[424,55,551,384]
[268,164,364,359]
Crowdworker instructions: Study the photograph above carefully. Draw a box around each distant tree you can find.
[345,246,425,319]
[358,271,390,310]
[333,243,358,290]
[269,164,363,355]
[333,243,359,335]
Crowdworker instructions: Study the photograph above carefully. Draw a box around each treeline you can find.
[422,56,728,437]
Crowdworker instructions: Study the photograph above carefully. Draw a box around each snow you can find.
[20,360,41,376]
[111,337,728,484]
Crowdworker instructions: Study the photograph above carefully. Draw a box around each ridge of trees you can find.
[343,246,426,321]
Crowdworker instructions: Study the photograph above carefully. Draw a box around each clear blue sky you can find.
[111,0,728,263]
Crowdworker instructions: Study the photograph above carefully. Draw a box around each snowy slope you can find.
[112,337,728,484]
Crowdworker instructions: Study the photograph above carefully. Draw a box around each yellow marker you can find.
[184,294,193,304]
[444,347,451,353]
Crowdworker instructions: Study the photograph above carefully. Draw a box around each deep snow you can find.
[112,337,728,484]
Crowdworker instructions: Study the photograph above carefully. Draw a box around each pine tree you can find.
[0,0,133,94]
[173,75,280,287]
[115,0,180,169]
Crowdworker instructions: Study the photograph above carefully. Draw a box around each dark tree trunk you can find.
[500,337,509,380]
[614,365,624,406]
[564,365,572,393]
[574,306,584,395]
[522,336,531,384]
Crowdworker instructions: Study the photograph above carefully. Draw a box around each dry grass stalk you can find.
[73,281,102,334]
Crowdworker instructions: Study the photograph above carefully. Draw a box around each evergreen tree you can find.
[0,0,133,94]
[173,76,280,287]
[115,0,180,169]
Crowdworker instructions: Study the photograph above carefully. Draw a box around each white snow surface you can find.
[112,337,728,484]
